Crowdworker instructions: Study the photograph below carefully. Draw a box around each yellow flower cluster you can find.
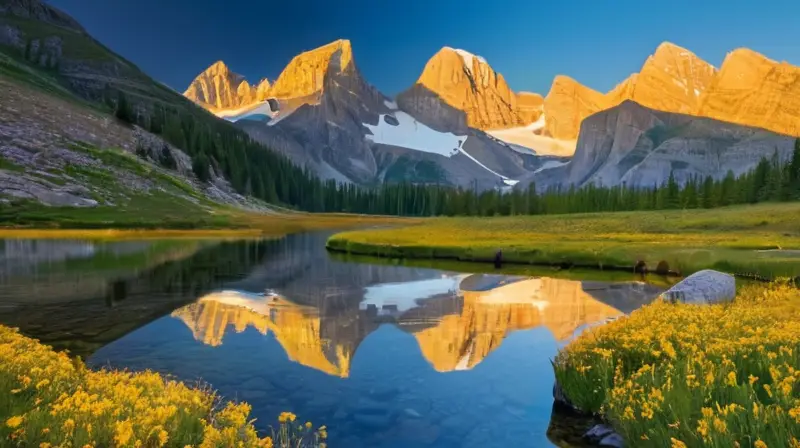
[554,282,800,447]
[0,325,326,447]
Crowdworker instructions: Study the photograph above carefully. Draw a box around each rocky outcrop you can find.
[254,78,271,101]
[698,48,800,137]
[606,42,717,114]
[270,39,352,99]
[532,100,795,190]
[0,0,85,32]
[183,61,249,110]
[661,270,736,305]
[516,91,545,124]
[543,75,607,140]
[402,47,531,130]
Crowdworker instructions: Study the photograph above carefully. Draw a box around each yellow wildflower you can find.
[726,371,737,387]
[755,441,767,448]
[6,416,23,428]
[670,439,687,448]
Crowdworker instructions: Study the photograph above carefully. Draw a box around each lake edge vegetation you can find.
[552,281,800,447]
[326,202,800,280]
[0,324,326,447]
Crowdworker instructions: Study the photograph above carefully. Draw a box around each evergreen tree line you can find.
[109,88,800,217]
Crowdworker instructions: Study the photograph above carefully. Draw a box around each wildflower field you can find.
[0,325,325,447]
[327,202,800,279]
[554,282,800,447]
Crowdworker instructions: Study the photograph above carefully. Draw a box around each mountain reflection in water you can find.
[171,274,643,377]
[0,232,665,448]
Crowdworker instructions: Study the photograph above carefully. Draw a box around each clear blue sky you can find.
[50,0,800,97]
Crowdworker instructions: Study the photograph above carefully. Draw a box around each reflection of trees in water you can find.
[0,239,273,358]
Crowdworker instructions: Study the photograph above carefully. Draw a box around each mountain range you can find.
[1,0,799,208]
[184,39,800,190]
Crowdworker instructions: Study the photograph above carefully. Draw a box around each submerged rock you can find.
[660,269,736,305]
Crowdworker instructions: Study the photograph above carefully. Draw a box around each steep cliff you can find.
[698,48,800,137]
[606,42,717,114]
[535,100,795,190]
[270,39,352,99]
[401,47,536,130]
[543,75,607,141]
[183,61,249,110]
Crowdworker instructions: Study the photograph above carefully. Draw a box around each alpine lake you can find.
[0,232,671,447]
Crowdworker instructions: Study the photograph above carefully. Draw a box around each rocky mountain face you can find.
[542,75,607,141]
[606,42,717,113]
[403,47,529,130]
[0,0,84,32]
[516,92,545,124]
[183,61,249,110]
[544,42,717,142]
[698,48,800,137]
[182,36,800,191]
[524,100,796,190]
[212,40,545,189]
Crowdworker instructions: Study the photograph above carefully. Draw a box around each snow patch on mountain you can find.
[443,46,487,76]
[363,111,467,157]
[488,115,576,157]
[218,101,277,122]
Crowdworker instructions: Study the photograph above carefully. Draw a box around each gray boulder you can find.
[661,269,736,305]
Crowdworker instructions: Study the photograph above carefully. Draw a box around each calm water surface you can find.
[0,233,666,447]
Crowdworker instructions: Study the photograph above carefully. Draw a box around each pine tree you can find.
[192,152,211,183]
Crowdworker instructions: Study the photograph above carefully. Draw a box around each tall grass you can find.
[327,203,800,278]
[0,325,325,447]
[553,282,800,447]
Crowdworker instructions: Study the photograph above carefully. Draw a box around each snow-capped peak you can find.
[443,46,488,70]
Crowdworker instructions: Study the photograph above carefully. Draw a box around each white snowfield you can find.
[363,111,518,184]
[217,101,274,120]
[364,111,467,157]
[359,275,466,313]
[487,115,578,157]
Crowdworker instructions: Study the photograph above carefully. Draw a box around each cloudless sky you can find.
[50,0,800,97]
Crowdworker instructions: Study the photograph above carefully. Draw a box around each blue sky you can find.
[50,0,800,96]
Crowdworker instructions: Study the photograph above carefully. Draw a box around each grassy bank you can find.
[553,282,800,447]
[326,203,800,279]
[0,325,325,447]
[0,203,418,238]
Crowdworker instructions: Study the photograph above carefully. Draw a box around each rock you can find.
[599,432,625,448]
[270,39,352,99]
[654,261,671,276]
[698,48,800,138]
[516,91,544,124]
[543,75,606,141]
[184,61,249,110]
[2,0,85,32]
[584,424,615,440]
[606,42,716,116]
[403,46,531,130]
[0,24,24,50]
[661,269,736,305]
[552,381,580,412]
[526,99,795,191]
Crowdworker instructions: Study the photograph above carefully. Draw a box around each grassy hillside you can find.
[327,203,800,279]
